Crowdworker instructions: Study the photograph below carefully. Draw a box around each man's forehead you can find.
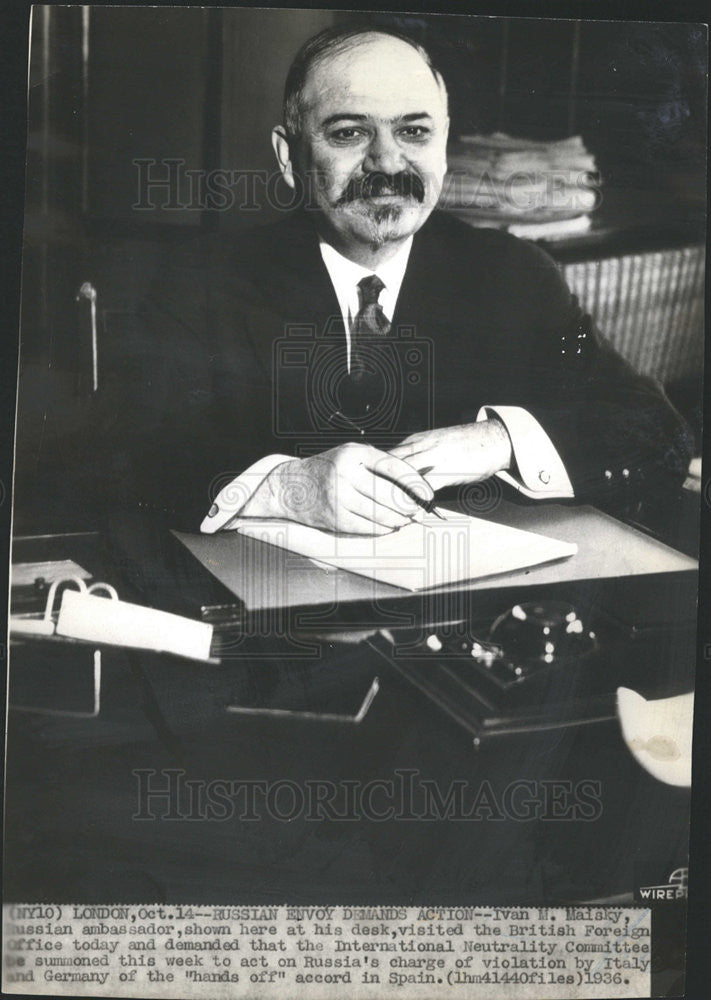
[300,36,446,120]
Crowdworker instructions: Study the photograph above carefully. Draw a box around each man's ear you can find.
[271,126,296,190]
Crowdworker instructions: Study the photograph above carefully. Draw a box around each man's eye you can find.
[329,127,366,142]
[399,126,431,140]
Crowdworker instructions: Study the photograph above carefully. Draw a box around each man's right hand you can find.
[238,443,434,535]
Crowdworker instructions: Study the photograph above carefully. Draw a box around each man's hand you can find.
[239,443,434,535]
[389,419,513,490]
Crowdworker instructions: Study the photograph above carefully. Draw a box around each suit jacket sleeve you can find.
[489,236,693,506]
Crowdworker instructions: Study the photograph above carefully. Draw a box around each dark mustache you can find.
[337,171,425,204]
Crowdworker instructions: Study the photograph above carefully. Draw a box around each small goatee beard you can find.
[370,204,403,224]
[363,208,404,250]
[346,202,404,245]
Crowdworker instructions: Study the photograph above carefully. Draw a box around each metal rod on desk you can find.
[76,281,98,391]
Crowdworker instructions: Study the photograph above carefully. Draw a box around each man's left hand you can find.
[390,419,513,490]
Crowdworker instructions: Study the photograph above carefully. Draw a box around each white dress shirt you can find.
[319,237,412,371]
[201,238,573,532]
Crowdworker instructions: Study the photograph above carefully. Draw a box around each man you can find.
[112,25,690,532]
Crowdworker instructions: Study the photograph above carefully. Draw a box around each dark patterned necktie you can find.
[350,274,391,382]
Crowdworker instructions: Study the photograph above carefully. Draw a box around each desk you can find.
[5,498,698,907]
[172,499,696,611]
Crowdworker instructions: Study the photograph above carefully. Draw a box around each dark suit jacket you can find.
[94,209,691,529]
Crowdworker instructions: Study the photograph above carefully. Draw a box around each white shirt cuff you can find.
[200,454,294,533]
[477,405,575,499]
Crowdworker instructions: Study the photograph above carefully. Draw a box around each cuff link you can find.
[538,469,551,485]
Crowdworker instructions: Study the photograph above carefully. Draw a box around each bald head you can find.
[272,27,450,264]
[284,27,448,139]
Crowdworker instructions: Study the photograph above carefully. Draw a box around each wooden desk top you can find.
[173,501,697,615]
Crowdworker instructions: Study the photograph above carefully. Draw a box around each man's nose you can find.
[363,130,406,174]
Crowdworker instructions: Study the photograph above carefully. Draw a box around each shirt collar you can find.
[318,236,413,324]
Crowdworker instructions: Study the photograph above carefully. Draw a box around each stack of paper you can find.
[441,131,600,239]
[229,507,577,591]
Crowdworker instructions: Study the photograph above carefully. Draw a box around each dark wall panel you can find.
[219,7,336,231]
[88,7,211,227]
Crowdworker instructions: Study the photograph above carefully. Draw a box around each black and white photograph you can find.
[2,4,707,998]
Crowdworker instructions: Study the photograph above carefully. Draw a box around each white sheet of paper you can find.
[56,590,214,662]
[229,507,577,591]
